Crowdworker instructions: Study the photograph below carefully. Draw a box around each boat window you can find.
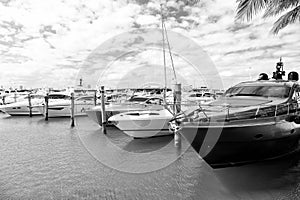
[203,93,212,97]
[189,93,202,97]
[126,113,140,116]
[77,96,93,101]
[128,97,148,102]
[145,98,162,104]
[224,85,291,98]
[31,95,44,99]
[48,95,71,100]
[148,113,160,115]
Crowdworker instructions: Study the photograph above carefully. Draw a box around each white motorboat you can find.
[0,92,29,105]
[37,93,94,117]
[184,92,215,105]
[108,109,173,138]
[0,94,45,116]
[86,95,164,125]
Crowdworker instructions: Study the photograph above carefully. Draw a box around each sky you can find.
[0,0,299,90]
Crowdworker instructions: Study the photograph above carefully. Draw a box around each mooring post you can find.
[14,91,17,103]
[70,92,75,127]
[94,90,97,106]
[2,95,6,105]
[174,83,182,147]
[101,86,107,134]
[45,93,49,121]
[28,93,32,117]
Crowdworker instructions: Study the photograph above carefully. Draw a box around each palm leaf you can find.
[263,0,299,18]
[236,0,270,21]
[271,5,300,33]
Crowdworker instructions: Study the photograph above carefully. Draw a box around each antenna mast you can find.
[272,57,285,80]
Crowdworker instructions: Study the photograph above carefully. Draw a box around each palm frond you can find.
[263,0,299,18]
[271,5,300,34]
[236,0,270,21]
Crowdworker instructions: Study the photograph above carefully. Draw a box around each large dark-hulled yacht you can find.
[177,59,300,167]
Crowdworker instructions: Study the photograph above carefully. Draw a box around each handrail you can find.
[176,101,299,122]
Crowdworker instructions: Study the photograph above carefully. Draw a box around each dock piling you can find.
[70,92,75,127]
[94,90,97,106]
[45,93,49,121]
[2,95,5,105]
[28,93,32,117]
[14,91,17,103]
[100,86,107,134]
[174,83,182,147]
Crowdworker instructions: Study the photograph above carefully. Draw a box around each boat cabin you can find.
[186,58,300,122]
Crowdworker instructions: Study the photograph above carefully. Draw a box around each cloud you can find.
[0,0,299,90]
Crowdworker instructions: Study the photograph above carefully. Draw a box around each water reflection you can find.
[214,149,300,198]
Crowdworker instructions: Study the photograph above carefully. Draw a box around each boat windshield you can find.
[224,85,291,98]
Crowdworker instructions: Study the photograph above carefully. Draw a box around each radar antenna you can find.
[272,57,285,80]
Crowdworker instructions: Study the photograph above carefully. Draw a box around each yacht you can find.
[174,59,300,167]
[86,95,164,125]
[184,92,215,105]
[37,93,94,117]
[108,109,173,138]
[0,94,45,116]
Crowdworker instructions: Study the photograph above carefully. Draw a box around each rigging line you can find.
[160,4,167,103]
[163,22,177,84]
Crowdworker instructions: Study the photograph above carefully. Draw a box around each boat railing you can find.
[171,100,299,122]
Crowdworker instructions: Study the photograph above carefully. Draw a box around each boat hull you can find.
[181,116,300,167]
[87,104,164,126]
[38,104,92,118]
[110,110,173,138]
[0,99,44,116]
[3,107,42,116]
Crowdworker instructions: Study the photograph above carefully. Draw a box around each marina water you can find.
[1,113,300,199]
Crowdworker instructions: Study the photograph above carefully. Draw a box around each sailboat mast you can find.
[163,22,177,84]
[160,4,167,102]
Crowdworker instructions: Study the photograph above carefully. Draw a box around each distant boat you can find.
[0,92,30,105]
[176,59,300,167]
[184,92,215,105]
[0,94,45,116]
[36,93,94,117]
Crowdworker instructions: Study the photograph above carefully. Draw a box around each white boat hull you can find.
[109,109,173,138]
[4,107,42,116]
[87,103,164,126]
[0,99,44,116]
[38,103,93,118]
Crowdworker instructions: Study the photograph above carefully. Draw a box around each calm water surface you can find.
[1,112,300,199]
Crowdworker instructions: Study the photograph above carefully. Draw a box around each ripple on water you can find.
[1,113,300,199]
